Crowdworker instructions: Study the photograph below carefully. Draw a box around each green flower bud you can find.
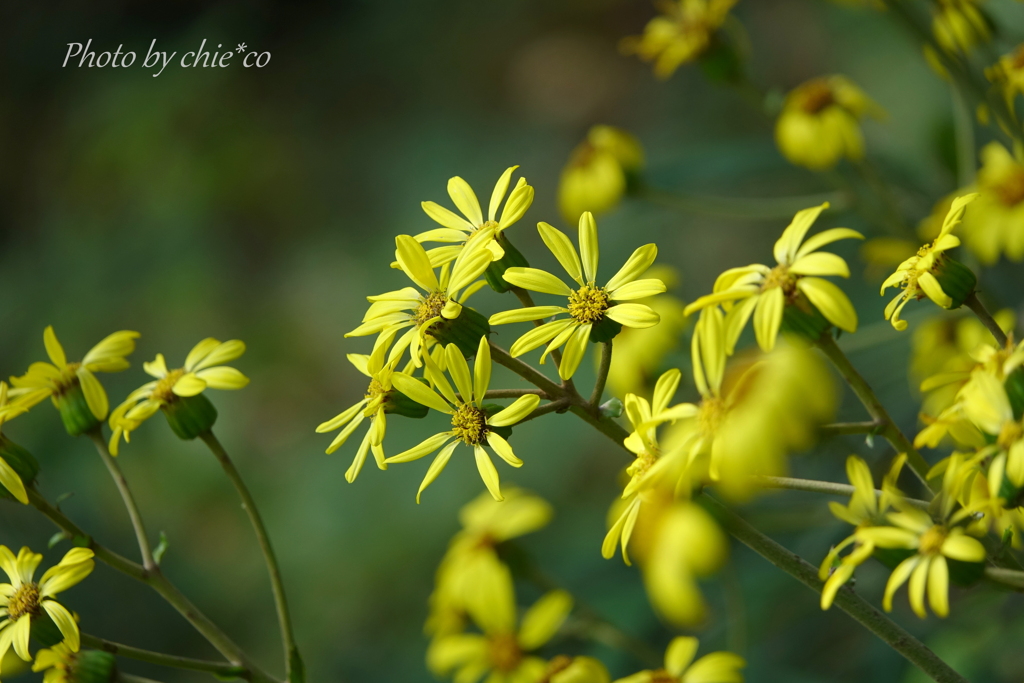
[485,233,530,293]
[54,382,100,437]
[430,306,491,359]
[162,393,218,441]
[932,255,977,310]
[782,291,833,342]
[0,435,39,503]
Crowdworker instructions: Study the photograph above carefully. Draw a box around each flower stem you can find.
[517,398,571,425]
[984,566,1024,591]
[964,291,1008,347]
[489,341,566,399]
[754,475,931,510]
[482,388,548,399]
[81,633,246,679]
[590,341,613,408]
[200,432,301,683]
[815,334,934,493]
[703,495,970,683]
[87,429,156,571]
[820,420,886,436]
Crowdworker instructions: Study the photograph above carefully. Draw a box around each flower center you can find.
[626,449,658,479]
[488,633,522,672]
[998,419,1023,450]
[799,79,836,115]
[992,167,1024,207]
[413,291,449,326]
[54,362,82,396]
[919,525,947,555]
[7,582,41,620]
[451,404,488,445]
[568,285,610,324]
[698,396,726,438]
[761,265,797,297]
[152,369,186,403]
[477,219,500,232]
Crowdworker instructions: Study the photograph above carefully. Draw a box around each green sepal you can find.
[430,306,491,359]
[485,233,529,293]
[0,435,39,502]
[1005,367,1024,421]
[30,611,65,648]
[55,382,100,437]
[947,558,986,587]
[482,403,514,440]
[384,389,430,419]
[781,292,832,342]
[161,393,218,441]
[69,650,118,683]
[589,316,622,344]
[872,546,915,571]
[933,256,977,310]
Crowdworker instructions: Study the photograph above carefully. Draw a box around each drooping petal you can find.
[797,277,858,332]
[416,440,460,504]
[10,614,31,660]
[558,323,592,380]
[918,272,952,309]
[752,286,784,351]
[0,458,27,505]
[386,433,454,464]
[508,320,574,357]
[882,556,919,612]
[76,367,108,420]
[42,601,80,651]
[928,555,949,618]
[474,446,503,501]
[908,556,930,618]
[486,432,523,468]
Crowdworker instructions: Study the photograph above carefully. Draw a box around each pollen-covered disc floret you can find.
[384,336,540,503]
[490,212,665,380]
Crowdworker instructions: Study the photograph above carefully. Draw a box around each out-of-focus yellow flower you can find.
[0,383,32,504]
[881,194,978,330]
[819,454,906,609]
[856,455,986,618]
[108,338,249,453]
[606,266,688,399]
[559,126,645,225]
[415,166,534,269]
[775,76,883,171]
[427,488,553,639]
[613,636,745,683]
[348,234,492,366]
[542,656,611,683]
[987,44,1024,109]
[957,144,1024,264]
[958,369,1024,489]
[0,546,95,663]
[428,563,572,683]
[932,0,989,55]
[621,0,738,79]
[10,327,138,436]
[685,203,861,351]
[385,337,539,502]
[32,643,116,683]
[491,213,664,380]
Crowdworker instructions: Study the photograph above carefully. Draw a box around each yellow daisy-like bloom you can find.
[0,546,95,663]
[10,326,139,434]
[108,338,249,454]
[684,203,861,351]
[0,383,32,504]
[348,234,492,366]
[958,369,1024,489]
[987,44,1024,107]
[315,337,404,483]
[613,636,745,683]
[620,0,738,79]
[559,125,645,225]
[385,337,540,502]
[31,642,76,683]
[415,166,534,267]
[958,143,1024,264]
[428,563,572,683]
[819,454,906,610]
[775,75,883,171]
[881,194,978,330]
[932,0,989,54]
[856,457,986,619]
[490,213,664,380]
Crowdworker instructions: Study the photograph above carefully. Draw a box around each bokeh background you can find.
[2,1,1024,681]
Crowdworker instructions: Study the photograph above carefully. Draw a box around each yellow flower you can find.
[10,327,139,435]
[881,194,979,330]
[932,0,989,54]
[620,0,738,79]
[428,563,572,683]
[542,656,611,683]
[415,166,535,268]
[819,454,906,610]
[856,456,986,618]
[385,337,540,502]
[775,76,883,171]
[32,643,115,683]
[0,546,95,663]
[0,383,32,504]
[684,203,861,351]
[347,234,492,366]
[108,338,249,454]
[987,44,1024,108]
[958,369,1024,489]
[613,636,745,683]
[559,126,645,224]
[959,143,1024,264]
[491,213,664,380]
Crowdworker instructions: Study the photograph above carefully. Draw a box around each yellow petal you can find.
[797,277,858,333]
[537,222,582,284]
[190,340,246,372]
[882,556,918,612]
[928,555,949,618]
[753,286,784,351]
[143,354,168,378]
[395,235,440,291]
[171,374,207,397]
[518,590,572,650]
[0,458,27,505]
[578,212,600,283]
[788,252,850,277]
[473,336,491,405]
[502,268,572,296]
[184,338,221,372]
[918,272,952,309]
[489,306,567,325]
[508,319,573,357]
[421,201,474,231]
[606,278,666,301]
[908,557,930,619]
[43,327,66,368]
[445,344,474,404]
[558,323,592,380]
[416,440,460,504]
[488,166,518,222]
[448,176,483,226]
[391,373,453,414]
[41,601,79,651]
[485,432,523,467]
[795,227,864,259]
[488,394,541,427]
[194,367,249,391]
[605,244,658,293]
[605,303,660,329]
[386,432,453,464]
[76,367,108,420]
[664,636,699,677]
[474,446,503,501]
[773,203,829,265]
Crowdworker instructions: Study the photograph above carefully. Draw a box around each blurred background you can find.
[1,0,1024,681]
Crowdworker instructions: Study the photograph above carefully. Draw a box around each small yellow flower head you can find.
[881,194,979,330]
[685,203,862,351]
[559,126,645,225]
[32,643,116,683]
[948,143,1024,264]
[385,336,539,502]
[491,213,664,380]
[987,44,1024,108]
[428,563,572,683]
[958,369,1024,489]
[932,0,989,55]
[541,656,611,683]
[348,234,492,366]
[9,327,139,436]
[775,75,883,171]
[0,546,95,663]
[613,636,745,683]
[0,382,37,505]
[108,338,249,453]
[620,0,738,79]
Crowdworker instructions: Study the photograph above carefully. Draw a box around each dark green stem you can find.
[87,429,155,570]
[82,633,246,680]
[965,291,1008,347]
[754,475,931,510]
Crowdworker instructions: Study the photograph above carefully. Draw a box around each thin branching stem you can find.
[820,420,886,436]
[81,634,246,679]
[965,291,1009,348]
[754,475,931,510]
[87,429,155,571]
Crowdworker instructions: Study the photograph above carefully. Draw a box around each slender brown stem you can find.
[87,429,156,571]
[509,286,577,394]
[815,334,934,493]
[200,432,300,683]
[965,291,1009,348]
[754,475,931,510]
[81,633,246,679]
[489,342,566,399]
